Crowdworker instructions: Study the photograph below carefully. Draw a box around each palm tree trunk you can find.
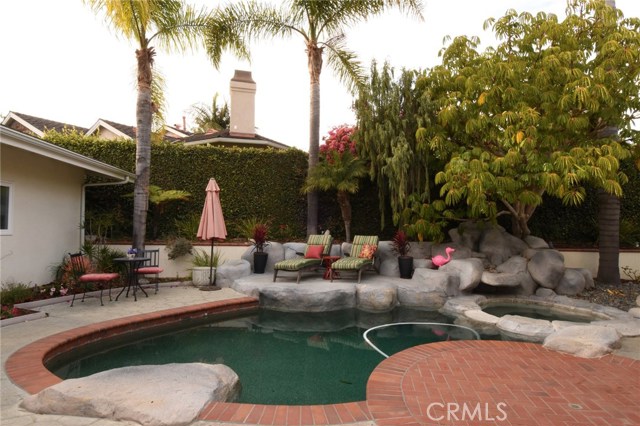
[596,1,621,285]
[597,190,621,285]
[337,190,352,243]
[306,43,323,236]
[132,47,154,250]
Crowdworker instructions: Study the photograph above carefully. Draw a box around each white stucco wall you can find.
[1,145,84,286]
[107,243,640,281]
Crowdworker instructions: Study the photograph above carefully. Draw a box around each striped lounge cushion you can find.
[275,258,323,271]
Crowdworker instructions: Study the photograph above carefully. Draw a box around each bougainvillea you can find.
[319,125,357,162]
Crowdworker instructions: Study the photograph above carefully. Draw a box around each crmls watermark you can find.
[426,402,508,422]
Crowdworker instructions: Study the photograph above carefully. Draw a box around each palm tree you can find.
[303,150,367,243]
[189,93,230,132]
[148,185,191,239]
[597,0,621,285]
[85,0,243,250]
[205,0,424,236]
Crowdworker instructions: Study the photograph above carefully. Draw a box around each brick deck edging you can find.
[367,340,639,426]
[4,296,375,425]
[5,297,259,394]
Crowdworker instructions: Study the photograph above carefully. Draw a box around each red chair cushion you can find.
[80,273,119,282]
[135,267,164,274]
[305,245,324,259]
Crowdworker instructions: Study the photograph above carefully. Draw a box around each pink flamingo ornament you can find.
[432,247,455,268]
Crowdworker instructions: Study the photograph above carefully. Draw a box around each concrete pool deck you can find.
[2,281,638,426]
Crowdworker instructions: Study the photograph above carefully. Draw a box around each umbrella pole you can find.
[209,238,214,286]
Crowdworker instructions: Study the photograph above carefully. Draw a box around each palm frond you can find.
[150,2,212,53]
[323,34,366,92]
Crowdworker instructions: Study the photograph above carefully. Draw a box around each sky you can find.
[1,0,638,152]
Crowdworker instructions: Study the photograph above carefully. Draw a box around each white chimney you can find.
[229,70,256,137]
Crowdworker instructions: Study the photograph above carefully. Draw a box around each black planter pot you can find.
[253,252,269,274]
[398,256,414,279]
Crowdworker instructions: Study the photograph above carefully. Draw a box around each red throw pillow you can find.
[305,244,324,259]
[359,244,377,259]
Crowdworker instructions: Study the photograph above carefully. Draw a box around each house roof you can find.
[0,125,135,181]
[86,119,136,139]
[3,111,288,149]
[182,128,289,149]
[1,111,89,137]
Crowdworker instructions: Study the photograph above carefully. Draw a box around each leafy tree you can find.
[422,0,639,238]
[84,0,223,250]
[355,61,446,229]
[189,93,230,132]
[303,125,367,243]
[205,0,424,236]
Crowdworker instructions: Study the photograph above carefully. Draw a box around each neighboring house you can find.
[183,70,289,149]
[0,125,134,286]
[85,118,191,142]
[2,111,88,137]
[2,70,289,149]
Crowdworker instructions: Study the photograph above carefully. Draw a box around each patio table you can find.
[322,255,341,280]
[114,257,150,301]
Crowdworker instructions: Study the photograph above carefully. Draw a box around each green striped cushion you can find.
[349,235,379,259]
[305,234,333,256]
[274,234,333,271]
[275,258,322,271]
[331,257,372,271]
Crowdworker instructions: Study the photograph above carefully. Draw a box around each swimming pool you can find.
[47,308,477,405]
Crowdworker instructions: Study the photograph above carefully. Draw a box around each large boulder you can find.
[482,256,538,296]
[496,315,555,343]
[259,282,356,312]
[398,269,459,309]
[241,242,285,273]
[555,268,587,296]
[543,325,621,358]
[396,280,447,310]
[590,319,640,337]
[480,271,522,287]
[356,283,397,312]
[478,226,528,266]
[439,258,484,292]
[282,242,306,259]
[377,241,399,277]
[576,268,595,290]
[21,363,240,426]
[439,295,486,317]
[494,257,538,295]
[408,241,433,259]
[411,268,460,296]
[454,309,500,336]
[449,221,483,251]
[527,249,565,288]
[524,235,549,249]
[216,259,251,288]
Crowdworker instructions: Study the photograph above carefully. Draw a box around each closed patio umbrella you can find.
[197,178,227,289]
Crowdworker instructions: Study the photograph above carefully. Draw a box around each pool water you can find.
[48,308,472,405]
[483,304,593,323]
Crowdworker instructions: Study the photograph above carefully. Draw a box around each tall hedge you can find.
[44,132,638,245]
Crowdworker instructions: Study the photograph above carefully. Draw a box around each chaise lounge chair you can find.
[330,235,379,283]
[273,234,333,284]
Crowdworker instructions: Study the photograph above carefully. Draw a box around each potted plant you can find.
[392,230,413,279]
[191,249,224,286]
[251,223,269,274]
